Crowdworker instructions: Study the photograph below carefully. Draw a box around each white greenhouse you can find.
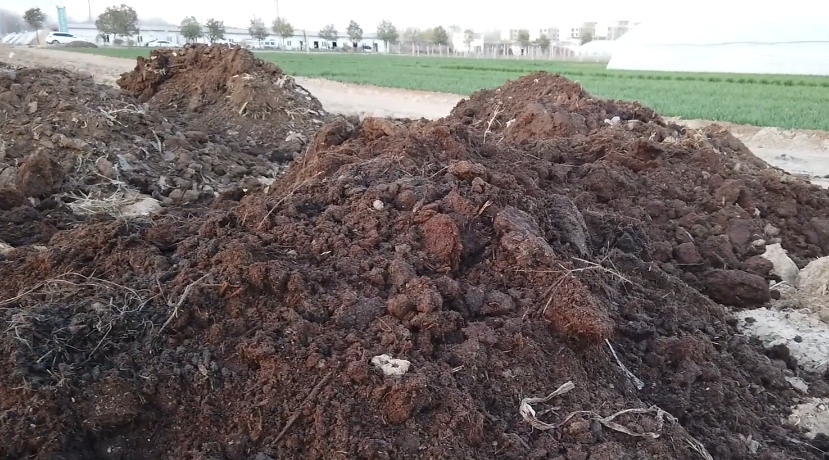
[607,15,829,76]
[577,40,616,61]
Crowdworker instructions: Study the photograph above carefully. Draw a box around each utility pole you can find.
[88,0,93,22]
[275,0,283,49]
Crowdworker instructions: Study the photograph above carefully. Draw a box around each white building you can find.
[451,31,484,53]
[607,14,829,76]
[529,27,560,42]
[577,40,617,60]
[500,22,631,46]
[64,22,389,52]
[67,22,182,45]
[500,29,522,42]
[594,21,632,41]
[557,22,584,42]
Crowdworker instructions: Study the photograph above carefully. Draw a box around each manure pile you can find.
[0,47,328,246]
[1,53,828,460]
[116,43,329,155]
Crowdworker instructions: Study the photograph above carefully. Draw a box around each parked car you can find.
[146,39,173,47]
[45,32,86,45]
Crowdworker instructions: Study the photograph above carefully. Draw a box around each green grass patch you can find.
[66,48,829,131]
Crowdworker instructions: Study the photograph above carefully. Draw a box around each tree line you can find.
[181,16,452,51]
[93,10,455,50]
[19,3,586,51]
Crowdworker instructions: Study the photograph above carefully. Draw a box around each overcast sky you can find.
[2,0,827,31]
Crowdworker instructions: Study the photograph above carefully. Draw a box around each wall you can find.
[67,24,182,45]
[451,31,484,53]
[66,23,389,52]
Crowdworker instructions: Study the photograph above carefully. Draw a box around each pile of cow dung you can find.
[116,44,330,156]
[0,52,329,247]
[1,70,828,460]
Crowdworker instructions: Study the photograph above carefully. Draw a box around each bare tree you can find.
[404,27,420,54]
[273,17,293,49]
[249,17,268,42]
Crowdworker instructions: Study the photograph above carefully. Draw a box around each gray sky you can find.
[2,0,826,32]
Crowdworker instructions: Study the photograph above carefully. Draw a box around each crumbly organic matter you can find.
[116,44,329,154]
[1,71,827,460]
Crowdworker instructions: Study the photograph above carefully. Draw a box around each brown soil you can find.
[1,72,828,460]
[449,76,829,303]
[116,44,330,155]
[0,53,327,245]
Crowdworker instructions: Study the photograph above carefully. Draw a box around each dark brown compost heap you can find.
[116,44,329,155]
[0,56,326,247]
[1,72,828,460]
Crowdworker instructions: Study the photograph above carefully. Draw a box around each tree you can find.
[23,8,46,40]
[376,19,398,52]
[431,26,449,46]
[319,24,338,48]
[249,17,268,42]
[346,20,363,49]
[404,27,420,45]
[205,18,225,43]
[517,30,531,48]
[537,34,551,53]
[95,5,139,45]
[420,28,434,42]
[463,29,475,52]
[179,16,202,43]
[273,17,293,48]
[580,22,596,45]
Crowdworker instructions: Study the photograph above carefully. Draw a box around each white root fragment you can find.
[519,380,712,459]
[606,338,645,390]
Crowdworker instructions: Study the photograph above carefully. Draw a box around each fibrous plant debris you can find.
[1,71,828,460]
[116,44,331,153]
[0,54,330,245]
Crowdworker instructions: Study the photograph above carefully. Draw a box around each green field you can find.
[68,48,829,131]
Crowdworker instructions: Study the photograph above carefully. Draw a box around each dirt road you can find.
[3,45,829,185]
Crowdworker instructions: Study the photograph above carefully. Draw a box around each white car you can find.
[146,40,173,48]
[45,32,86,45]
